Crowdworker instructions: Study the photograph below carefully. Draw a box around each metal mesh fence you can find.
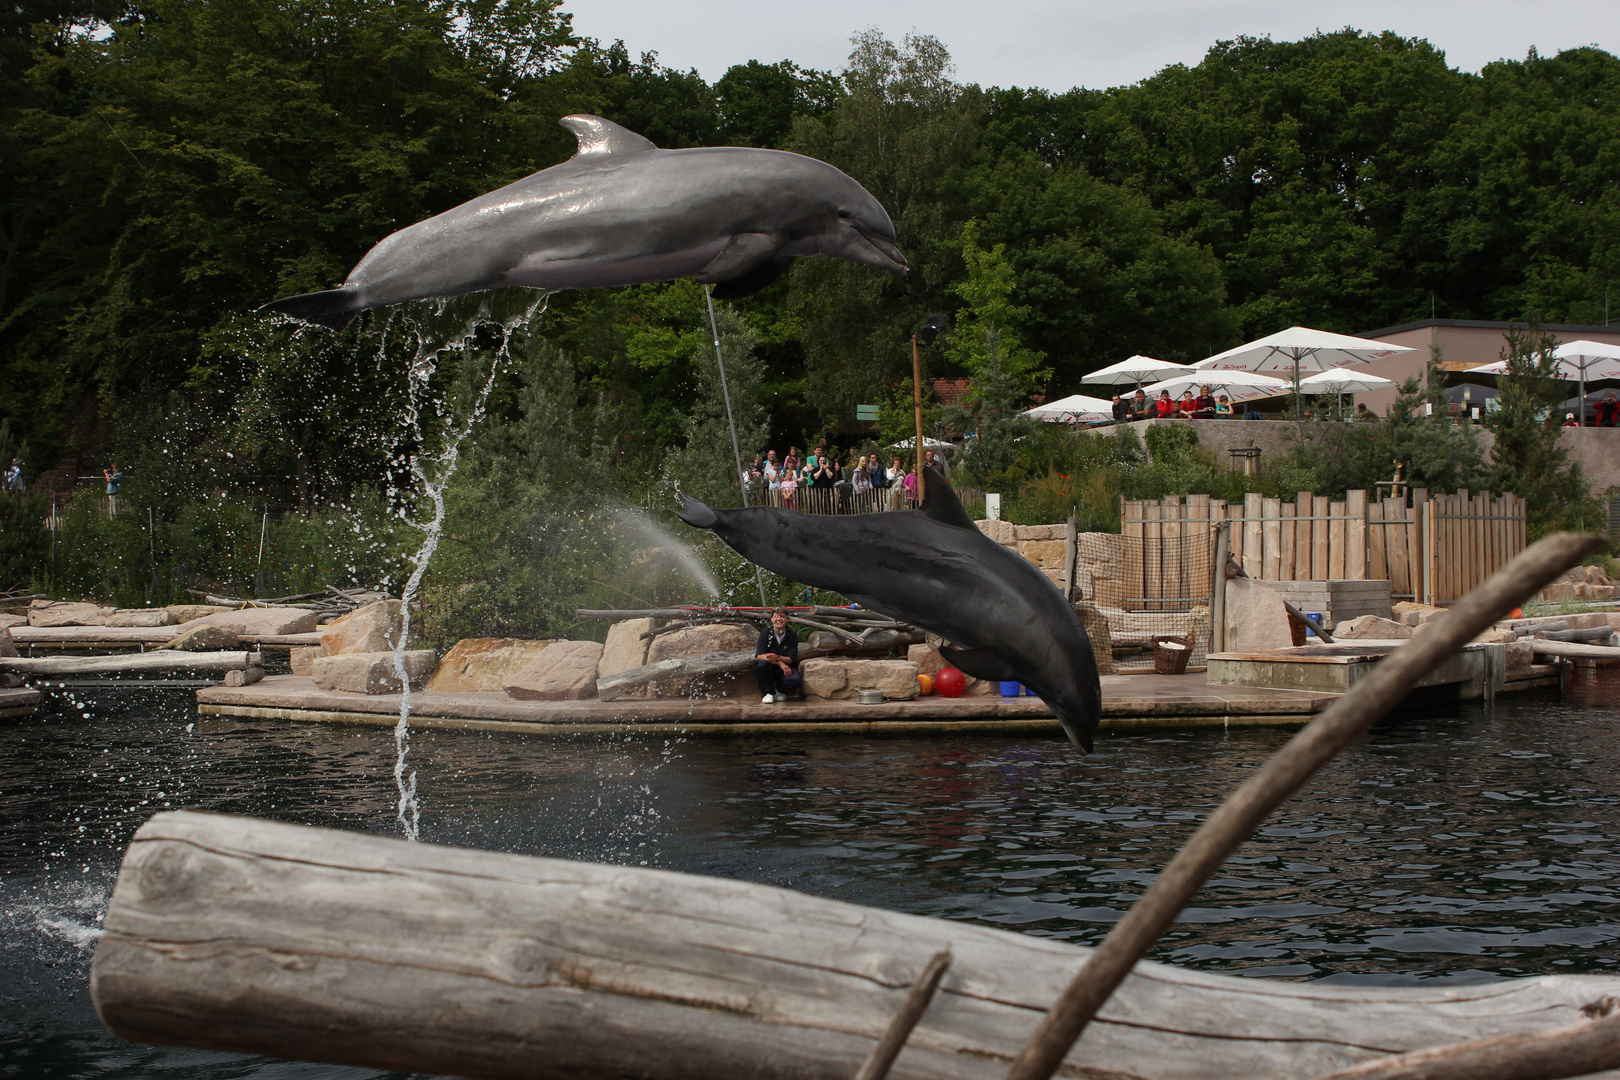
[1074,527,1215,673]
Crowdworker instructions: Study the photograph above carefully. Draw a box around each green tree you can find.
[944,221,1047,388]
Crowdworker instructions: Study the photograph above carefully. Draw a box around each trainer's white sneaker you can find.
[762,693,774,704]
[770,693,783,703]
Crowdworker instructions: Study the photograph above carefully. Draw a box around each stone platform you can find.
[194,673,1337,736]
[0,687,41,720]
[1209,641,1492,695]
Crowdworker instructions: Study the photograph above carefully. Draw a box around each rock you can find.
[1018,539,1068,570]
[1539,582,1579,602]
[310,650,437,694]
[165,604,233,623]
[318,600,400,654]
[800,658,919,700]
[161,624,240,651]
[599,618,654,678]
[975,518,1014,545]
[646,622,756,663]
[1585,584,1616,601]
[1071,602,1114,676]
[0,625,16,658]
[1074,533,1124,608]
[202,606,319,637]
[503,641,603,701]
[289,645,322,676]
[1223,578,1294,651]
[1472,628,1516,644]
[1014,524,1064,541]
[28,600,115,627]
[1504,640,1536,681]
[1587,564,1611,585]
[0,613,27,629]
[1392,601,1446,625]
[1333,615,1413,640]
[107,609,175,627]
[427,638,552,692]
[907,643,947,677]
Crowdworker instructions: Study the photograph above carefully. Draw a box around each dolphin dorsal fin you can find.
[919,465,978,530]
[559,115,657,158]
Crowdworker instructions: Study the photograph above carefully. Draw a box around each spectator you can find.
[1563,412,1581,428]
[811,454,837,488]
[1193,385,1216,418]
[779,465,799,509]
[1214,395,1233,417]
[1356,402,1379,422]
[1111,394,1132,423]
[1154,390,1176,418]
[754,608,804,703]
[1178,389,1198,417]
[104,461,123,513]
[1132,389,1152,419]
[1596,392,1620,428]
[902,467,918,505]
[867,453,886,495]
[784,446,801,477]
[923,448,950,479]
[851,454,873,497]
[3,458,22,492]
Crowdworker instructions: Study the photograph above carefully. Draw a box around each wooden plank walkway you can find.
[196,674,1337,737]
[0,687,41,719]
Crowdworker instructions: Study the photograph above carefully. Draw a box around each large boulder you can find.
[202,606,319,637]
[1223,578,1294,652]
[310,650,437,694]
[320,600,403,654]
[599,618,654,678]
[1072,602,1114,676]
[1504,640,1536,682]
[107,608,175,627]
[646,622,756,663]
[801,658,920,700]
[503,641,603,701]
[0,624,16,658]
[29,600,114,627]
[289,645,321,676]
[165,604,234,623]
[1334,615,1413,640]
[427,638,552,692]
[161,624,240,651]
[1391,601,1446,627]
[0,612,28,628]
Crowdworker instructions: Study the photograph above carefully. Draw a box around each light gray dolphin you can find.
[260,115,907,328]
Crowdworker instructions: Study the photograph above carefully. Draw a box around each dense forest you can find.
[0,0,1615,623]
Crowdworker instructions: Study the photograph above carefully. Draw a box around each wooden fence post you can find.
[1346,489,1367,580]
[1312,495,1331,579]
[1295,490,1314,580]
[1262,497,1282,581]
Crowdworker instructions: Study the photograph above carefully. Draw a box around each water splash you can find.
[384,289,552,841]
[611,504,721,599]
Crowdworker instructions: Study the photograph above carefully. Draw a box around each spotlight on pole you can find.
[918,313,948,347]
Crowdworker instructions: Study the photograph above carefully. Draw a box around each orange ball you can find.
[916,673,934,696]
[1509,607,1523,619]
[935,666,966,698]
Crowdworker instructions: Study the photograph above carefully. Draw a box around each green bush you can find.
[0,490,52,591]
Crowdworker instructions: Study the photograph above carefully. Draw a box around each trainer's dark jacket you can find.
[755,625,800,668]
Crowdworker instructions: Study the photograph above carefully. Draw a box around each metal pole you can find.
[704,286,769,608]
[912,333,925,504]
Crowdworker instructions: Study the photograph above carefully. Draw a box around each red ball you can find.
[934,666,966,698]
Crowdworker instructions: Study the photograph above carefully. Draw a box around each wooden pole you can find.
[913,333,925,504]
[1210,521,1229,653]
[1002,531,1604,1080]
[851,950,952,1080]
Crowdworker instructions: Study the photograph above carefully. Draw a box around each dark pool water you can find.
[4,687,1620,1077]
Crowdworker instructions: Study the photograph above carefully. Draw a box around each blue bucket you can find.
[999,681,1022,697]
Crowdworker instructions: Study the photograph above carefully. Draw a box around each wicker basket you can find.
[1152,634,1194,675]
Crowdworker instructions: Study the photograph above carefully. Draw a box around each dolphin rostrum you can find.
[260,115,907,329]
[678,467,1102,751]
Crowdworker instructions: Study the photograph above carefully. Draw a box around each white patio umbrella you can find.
[1020,393,1114,423]
[1298,369,1397,394]
[1196,326,1415,419]
[886,436,954,450]
[1140,370,1290,405]
[1080,355,1195,388]
[1468,339,1620,424]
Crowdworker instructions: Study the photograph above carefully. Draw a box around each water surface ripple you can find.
[3,689,1618,1077]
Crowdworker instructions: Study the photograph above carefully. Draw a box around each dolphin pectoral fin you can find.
[560,115,657,158]
[257,287,362,330]
[938,646,1020,683]
[694,233,784,287]
[919,466,978,530]
[677,496,719,529]
[710,256,796,299]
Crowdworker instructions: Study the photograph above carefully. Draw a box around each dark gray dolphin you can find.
[678,467,1102,751]
[260,115,907,329]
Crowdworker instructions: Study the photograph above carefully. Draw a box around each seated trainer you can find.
[755,607,804,703]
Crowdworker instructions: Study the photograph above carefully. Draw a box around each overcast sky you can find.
[561,1,1619,91]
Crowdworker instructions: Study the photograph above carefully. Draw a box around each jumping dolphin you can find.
[260,115,908,329]
[678,467,1103,751]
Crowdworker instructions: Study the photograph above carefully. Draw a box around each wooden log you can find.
[1294,491,1314,580]
[90,809,1620,1080]
[1532,626,1617,644]
[1345,490,1367,580]
[1530,640,1620,659]
[1123,500,1145,612]
[1386,499,1410,599]
[1262,497,1282,581]
[1328,501,1347,580]
[1313,495,1331,579]
[1242,492,1263,580]
[0,651,260,676]
[1280,501,1297,581]
[223,666,266,687]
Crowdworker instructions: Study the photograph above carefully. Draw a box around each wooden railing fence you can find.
[1123,489,1525,605]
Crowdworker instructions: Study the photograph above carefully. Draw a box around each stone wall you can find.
[974,520,1068,591]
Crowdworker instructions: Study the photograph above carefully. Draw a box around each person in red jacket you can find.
[1155,390,1176,418]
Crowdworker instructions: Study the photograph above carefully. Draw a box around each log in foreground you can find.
[0,651,261,676]
[91,811,1620,1080]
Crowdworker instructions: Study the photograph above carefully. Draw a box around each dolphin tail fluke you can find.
[257,287,363,330]
[677,496,719,529]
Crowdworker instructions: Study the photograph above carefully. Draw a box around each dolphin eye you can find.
[837,208,852,220]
